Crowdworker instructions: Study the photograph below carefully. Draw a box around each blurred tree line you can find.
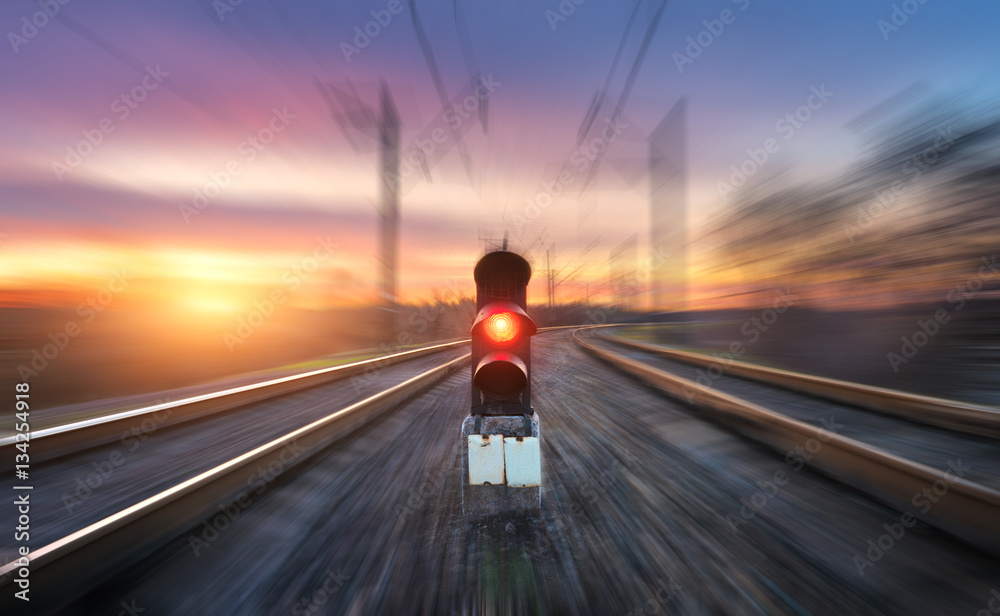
[698,88,1000,307]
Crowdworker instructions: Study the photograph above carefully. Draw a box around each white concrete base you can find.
[503,437,540,487]
[461,414,541,517]
[468,434,505,485]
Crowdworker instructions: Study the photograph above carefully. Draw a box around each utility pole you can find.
[649,98,687,313]
[610,234,637,312]
[378,83,400,338]
[546,249,553,309]
[316,79,401,339]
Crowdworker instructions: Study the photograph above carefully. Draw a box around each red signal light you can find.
[484,311,519,344]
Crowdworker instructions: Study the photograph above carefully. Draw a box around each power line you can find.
[580,0,671,193]
[406,0,476,185]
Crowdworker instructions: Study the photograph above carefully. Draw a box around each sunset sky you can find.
[2,0,998,312]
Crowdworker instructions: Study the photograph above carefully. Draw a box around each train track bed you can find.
[72,329,1000,615]
[2,341,467,437]
[0,347,469,567]
[587,330,1000,491]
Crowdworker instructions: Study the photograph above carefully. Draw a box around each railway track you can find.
[4,326,998,614]
[576,327,1000,556]
[595,328,1000,437]
[0,342,471,613]
[73,328,999,615]
[0,339,471,461]
[0,326,582,612]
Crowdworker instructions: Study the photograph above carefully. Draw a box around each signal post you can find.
[462,250,541,517]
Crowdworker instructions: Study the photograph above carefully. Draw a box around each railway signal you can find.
[462,250,541,517]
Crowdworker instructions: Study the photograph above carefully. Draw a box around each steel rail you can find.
[574,328,1000,557]
[0,354,469,613]
[596,328,1000,437]
[4,326,584,463]
[1,339,470,462]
